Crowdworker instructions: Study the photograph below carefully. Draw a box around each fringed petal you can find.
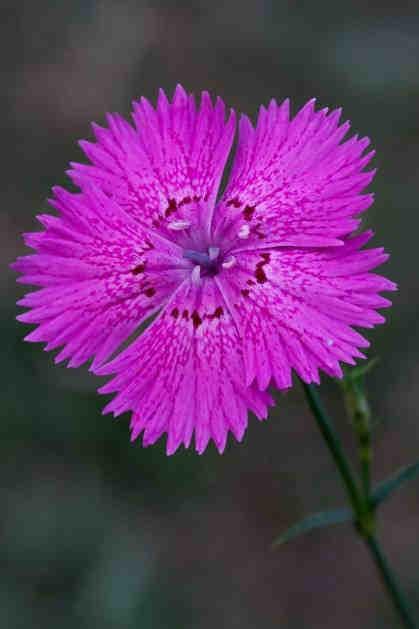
[96,280,273,454]
[212,99,375,253]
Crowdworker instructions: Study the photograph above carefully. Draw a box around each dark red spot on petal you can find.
[182,309,189,320]
[247,279,255,286]
[255,253,271,277]
[254,221,266,240]
[191,310,202,329]
[144,287,155,298]
[207,306,224,320]
[179,196,191,206]
[165,198,177,217]
[243,205,255,221]
[192,195,201,203]
[227,197,241,208]
[255,267,267,283]
[241,289,250,297]
[132,263,145,275]
[171,307,179,319]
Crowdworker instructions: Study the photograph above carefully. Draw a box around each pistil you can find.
[183,246,222,279]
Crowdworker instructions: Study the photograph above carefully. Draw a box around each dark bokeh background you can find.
[2,2,419,627]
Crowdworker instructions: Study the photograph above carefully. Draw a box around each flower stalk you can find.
[301,382,416,629]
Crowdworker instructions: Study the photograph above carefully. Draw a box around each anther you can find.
[208,246,220,261]
[238,224,250,239]
[191,265,201,284]
[168,219,191,231]
[222,255,236,269]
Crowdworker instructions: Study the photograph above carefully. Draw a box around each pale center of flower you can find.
[182,247,236,283]
[183,247,220,277]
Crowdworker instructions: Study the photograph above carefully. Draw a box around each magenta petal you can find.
[96,280,273,454]
[212,99,376,253]
[217,232,395,389]
[69,85,235,239]
[14,181,186,368]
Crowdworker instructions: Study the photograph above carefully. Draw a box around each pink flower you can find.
[13,85,396,454]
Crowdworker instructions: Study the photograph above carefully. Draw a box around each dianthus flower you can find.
[13,85,395,454]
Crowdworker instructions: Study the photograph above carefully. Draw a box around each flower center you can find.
[183,246,220,277]
[182,246,237,284]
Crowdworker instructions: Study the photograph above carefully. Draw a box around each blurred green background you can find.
[2,1,419,627]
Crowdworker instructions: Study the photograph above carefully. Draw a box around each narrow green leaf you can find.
[372,461,419,507]
[272,508,352,548]
[341,358,380,384]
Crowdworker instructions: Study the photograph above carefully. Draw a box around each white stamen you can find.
[238,224,250,239]
[222,255,236,269]
[168,219,191,231]
[208,246,220,261]
[191,265,201,284]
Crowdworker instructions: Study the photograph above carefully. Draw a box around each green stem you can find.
[365,535,416,629]
[360,425,372,498]
[301,382,364,515]
[302,382,417,629]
